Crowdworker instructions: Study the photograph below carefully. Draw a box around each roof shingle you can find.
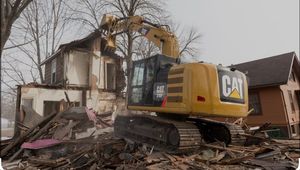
[231,52,297,88]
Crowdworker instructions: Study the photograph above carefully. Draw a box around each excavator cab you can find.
[129,54,175,106]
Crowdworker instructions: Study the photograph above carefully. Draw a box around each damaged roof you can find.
[40,30,121,65]
[231,52,300,88]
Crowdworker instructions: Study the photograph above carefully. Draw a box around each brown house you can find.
[232,52,300,138]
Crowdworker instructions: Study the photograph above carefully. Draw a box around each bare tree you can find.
[3,0,72,84]
[1,0,33,116]
[132,25,201,61]
[69,0,201,68]
[170,22,202,61]
[104,0,166,74]
[69,0,166,70]
[133,37,160,60]
[0,0,33,55]
[1,90,16,120]
[179,28,201,58]
[66,0,108,31]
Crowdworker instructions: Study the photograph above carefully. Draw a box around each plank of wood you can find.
[22,105,42,129]
[200,143,244,154]
[220,153,254,165]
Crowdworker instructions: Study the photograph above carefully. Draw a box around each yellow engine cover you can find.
[128,63,249,118]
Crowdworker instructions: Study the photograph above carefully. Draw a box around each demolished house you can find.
[17,30,126,117]
[2,48,299,169]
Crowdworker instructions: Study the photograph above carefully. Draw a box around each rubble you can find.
[1,107,299,170]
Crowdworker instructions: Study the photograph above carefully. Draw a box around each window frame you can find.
[22,98,34,109]
[51,58,57,84]
[130,62,145,104]
[290,124,297,137]
[249,92,263,115]
[288,90,295,113]
[105,62,116,90]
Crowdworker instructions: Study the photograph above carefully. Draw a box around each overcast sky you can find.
[168,0,299,65]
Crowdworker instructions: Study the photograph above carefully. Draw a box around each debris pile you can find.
[1,107,299,169]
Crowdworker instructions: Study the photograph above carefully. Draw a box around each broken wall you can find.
[20,86,125,117]
[20,87,83,116]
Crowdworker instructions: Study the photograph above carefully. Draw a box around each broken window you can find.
[288,90,295,113]
[51,58,57,84]
[106,63,116,90]
[43,101,80,116]
[22,99,33,108]
[249,92,262,115]
[43,101,60,116]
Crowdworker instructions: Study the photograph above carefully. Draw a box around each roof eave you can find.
[40,49,62,66]
[249,81,288,89]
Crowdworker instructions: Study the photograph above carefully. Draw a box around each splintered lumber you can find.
[97,111,112,118]
[238,133,268,140]
[162,153,188,170]
[22,105,43,129]
[28,157,66,167]
[6,109,70,161]
[60,107,88,120]
[1,111,57,157]
[28,109,70,142]
[64,91,71,105]
[201,143,244,154]
[220,153,254,165]
[97,117,111,127]
[53,121,79,140]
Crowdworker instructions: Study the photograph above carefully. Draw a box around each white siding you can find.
[20,87,83,116]
[65,51,90,86]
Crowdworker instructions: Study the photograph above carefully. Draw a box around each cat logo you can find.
[222,75,243,100]
[218,69,245,103]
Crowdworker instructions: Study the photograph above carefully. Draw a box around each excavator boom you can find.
[100,14,180,58]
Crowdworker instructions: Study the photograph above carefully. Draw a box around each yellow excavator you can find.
[100,14,249,152]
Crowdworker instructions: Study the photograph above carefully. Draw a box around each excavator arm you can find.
[100,14,180,58]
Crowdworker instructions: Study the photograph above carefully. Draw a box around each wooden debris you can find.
[2,107,299,169]
[21,105,43,129]
[1,111,57,157]
[201,143,244,154]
